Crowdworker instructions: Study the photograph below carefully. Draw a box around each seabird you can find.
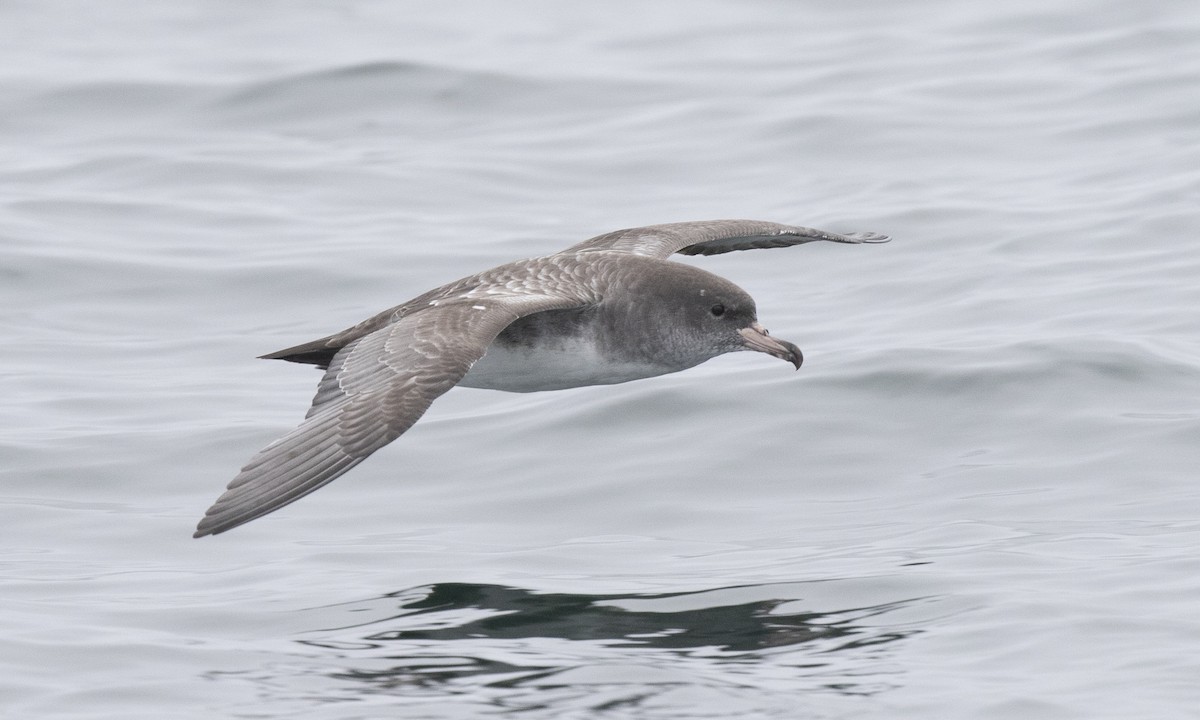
[194,220,888,536]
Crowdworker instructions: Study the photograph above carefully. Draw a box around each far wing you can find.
[562,219,888,259]
[194,293,587,537]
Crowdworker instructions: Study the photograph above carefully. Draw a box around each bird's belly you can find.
[459,336,668,393]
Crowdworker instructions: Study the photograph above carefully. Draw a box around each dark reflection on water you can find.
[293,581,926,703]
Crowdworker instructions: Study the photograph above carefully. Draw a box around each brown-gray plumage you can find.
[194,220,888,537]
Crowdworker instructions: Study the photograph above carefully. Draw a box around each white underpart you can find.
[459,334,669,393]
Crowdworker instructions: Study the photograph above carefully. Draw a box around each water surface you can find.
[3,1,1199,718]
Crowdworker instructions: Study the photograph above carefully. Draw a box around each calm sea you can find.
[3,1,1199,718]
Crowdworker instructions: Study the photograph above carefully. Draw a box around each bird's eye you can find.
[710,304,726,317]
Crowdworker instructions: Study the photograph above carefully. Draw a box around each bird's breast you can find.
[457,309,672,393]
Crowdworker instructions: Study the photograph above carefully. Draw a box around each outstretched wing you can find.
[562,219,889,259]
[194,293,587,537]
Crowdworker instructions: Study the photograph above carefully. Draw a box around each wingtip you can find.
[192,518,217,538]
[192,503,262,538]
[193,505,243,537]
[851,231,891,244]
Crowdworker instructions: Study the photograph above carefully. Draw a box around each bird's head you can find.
[627,263,803,371]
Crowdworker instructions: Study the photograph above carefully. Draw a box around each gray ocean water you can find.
[4,2,1199,718]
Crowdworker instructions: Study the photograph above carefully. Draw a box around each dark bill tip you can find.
[738,323,803,370]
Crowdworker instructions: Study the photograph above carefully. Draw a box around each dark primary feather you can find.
[563,219,889,258]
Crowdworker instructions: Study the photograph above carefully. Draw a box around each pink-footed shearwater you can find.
[194,220,888,537]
